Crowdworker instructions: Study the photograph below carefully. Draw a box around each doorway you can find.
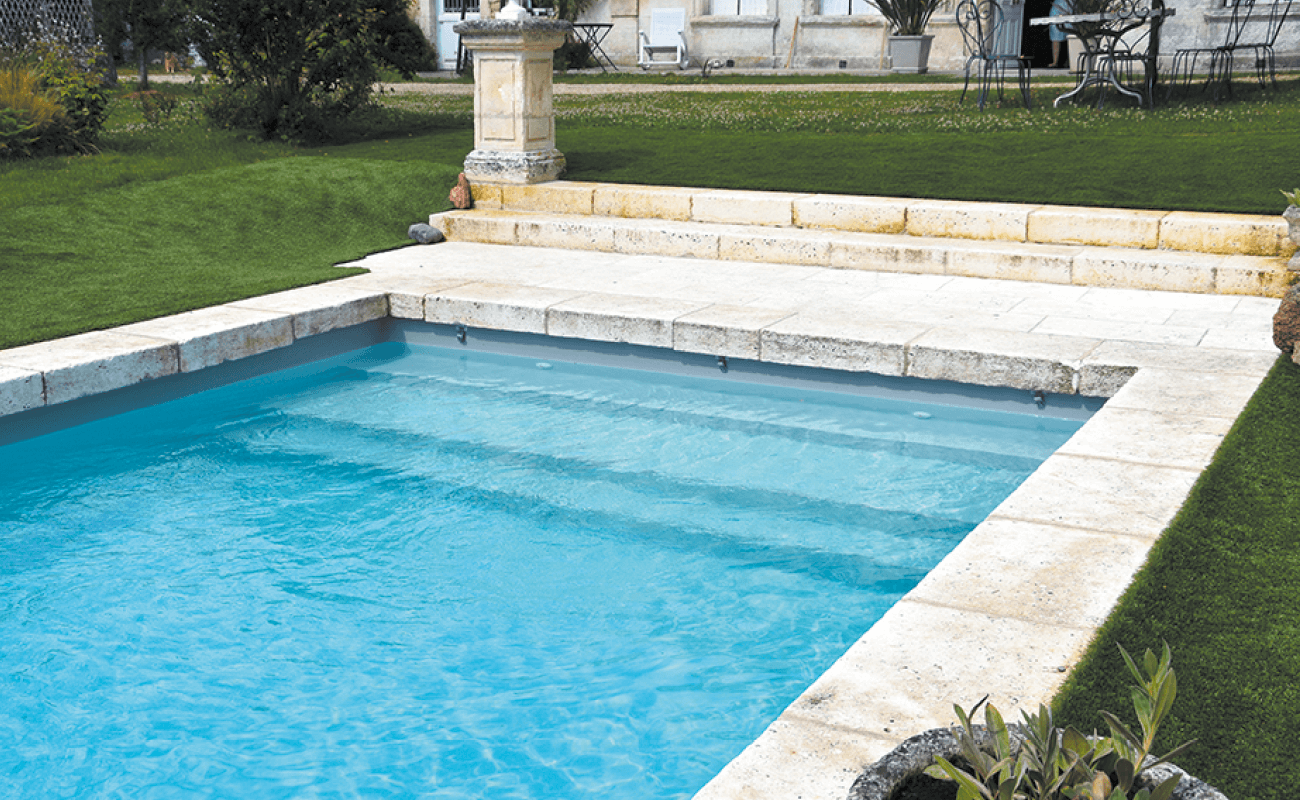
[1023,0,1058,68]
[438,0,480,71]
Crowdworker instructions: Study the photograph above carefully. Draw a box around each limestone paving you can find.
[0,208,1283,800]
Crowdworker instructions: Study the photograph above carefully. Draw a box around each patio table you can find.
[1030,1,1176,107]
[570,22,618,72]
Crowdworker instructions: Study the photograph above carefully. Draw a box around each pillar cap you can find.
[454,18,573,35]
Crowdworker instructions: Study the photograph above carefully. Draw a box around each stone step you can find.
[432,189,1294,297]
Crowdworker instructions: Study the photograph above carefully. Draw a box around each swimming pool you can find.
[0,338,1086,799]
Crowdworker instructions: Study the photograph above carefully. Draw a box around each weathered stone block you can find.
[692,190,801,226]
[906,199,1037,242]
[0,331,179,405]
[118,306,294,372]
[673,305,794,359]
[793,194,907,234]
[501,181,597,215]
[830,234,948,274]
[759,315,926,375]
[1028,206,1164,249]
[718,230,831,266]
[546,294,708,347]
[0,365,44,415]
[906,327,1094,393]
[230,284,388,338]
[946,241,1078,284]
[425,282,584,334]
[1214,254,1291,297]
[593,184,694,221]
[1160,211,1290,256]
[1072,248,1220,293]
[611,223,720,259]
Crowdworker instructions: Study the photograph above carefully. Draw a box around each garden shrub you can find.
[0,23,109,157]
[194,0,435,143]
[0,63,64,157]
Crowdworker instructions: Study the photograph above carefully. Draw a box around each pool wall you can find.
[0,242,1280,800]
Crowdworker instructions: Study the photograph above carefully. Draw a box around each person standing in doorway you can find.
[1048,0,1071,67]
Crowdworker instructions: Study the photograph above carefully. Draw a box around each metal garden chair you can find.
[957,0,1033,110]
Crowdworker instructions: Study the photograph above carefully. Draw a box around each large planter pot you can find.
[887,35,934,74]
[847,727,1229,800]
[1283,204,1300,270]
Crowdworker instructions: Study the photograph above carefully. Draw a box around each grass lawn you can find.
[1053,356,1300,800]
[3,75,1299,800]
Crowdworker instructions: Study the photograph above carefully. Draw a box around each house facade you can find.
[413,0,1299,75]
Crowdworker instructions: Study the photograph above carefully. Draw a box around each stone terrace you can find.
[0,186,1288,800]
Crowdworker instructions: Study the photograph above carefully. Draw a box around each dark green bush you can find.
[194,0,435,142]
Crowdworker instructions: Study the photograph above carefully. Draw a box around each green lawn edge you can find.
[1051,356,1300,800]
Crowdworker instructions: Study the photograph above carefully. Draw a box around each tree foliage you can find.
[94,0,191,87]
[192,0,434,141]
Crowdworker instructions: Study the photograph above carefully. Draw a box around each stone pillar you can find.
[455,16,572,185]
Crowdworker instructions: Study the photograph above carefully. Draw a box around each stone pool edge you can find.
[0,274,1279,800]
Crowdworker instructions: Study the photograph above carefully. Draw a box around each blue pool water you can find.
[0,342,1084,799]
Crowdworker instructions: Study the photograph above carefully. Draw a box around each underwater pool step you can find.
[434,182,1294,298]
[238,409,983,583]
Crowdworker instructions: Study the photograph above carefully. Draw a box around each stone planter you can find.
[847,727,1228,800]
[887,35,934,74]
[1283,205,1300,270]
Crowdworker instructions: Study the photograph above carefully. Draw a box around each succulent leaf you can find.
[1148,773,1182,800]
[934,756,992,800]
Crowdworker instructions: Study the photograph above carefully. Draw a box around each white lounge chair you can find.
[638,8,689,69]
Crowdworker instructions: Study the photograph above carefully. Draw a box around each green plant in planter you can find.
[869,0,945,35]
[925,643,1194,800]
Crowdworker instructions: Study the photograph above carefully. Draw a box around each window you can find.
[819,0,876,13]
[711,0,769,14]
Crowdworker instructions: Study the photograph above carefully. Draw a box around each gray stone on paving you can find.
[407,222,445,244]
[425,282,586,334]
[0,365,45,414]
[117,305,294,372]
[0,331,179,406]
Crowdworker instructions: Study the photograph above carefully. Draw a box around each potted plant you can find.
[1280,188,1300,270]
[871,0,944,73]
[848,644,1228,800]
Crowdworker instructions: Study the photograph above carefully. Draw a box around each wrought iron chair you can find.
[957,0,1033,110]
[1236,0,1295,89]
[1166,0,1255,99]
